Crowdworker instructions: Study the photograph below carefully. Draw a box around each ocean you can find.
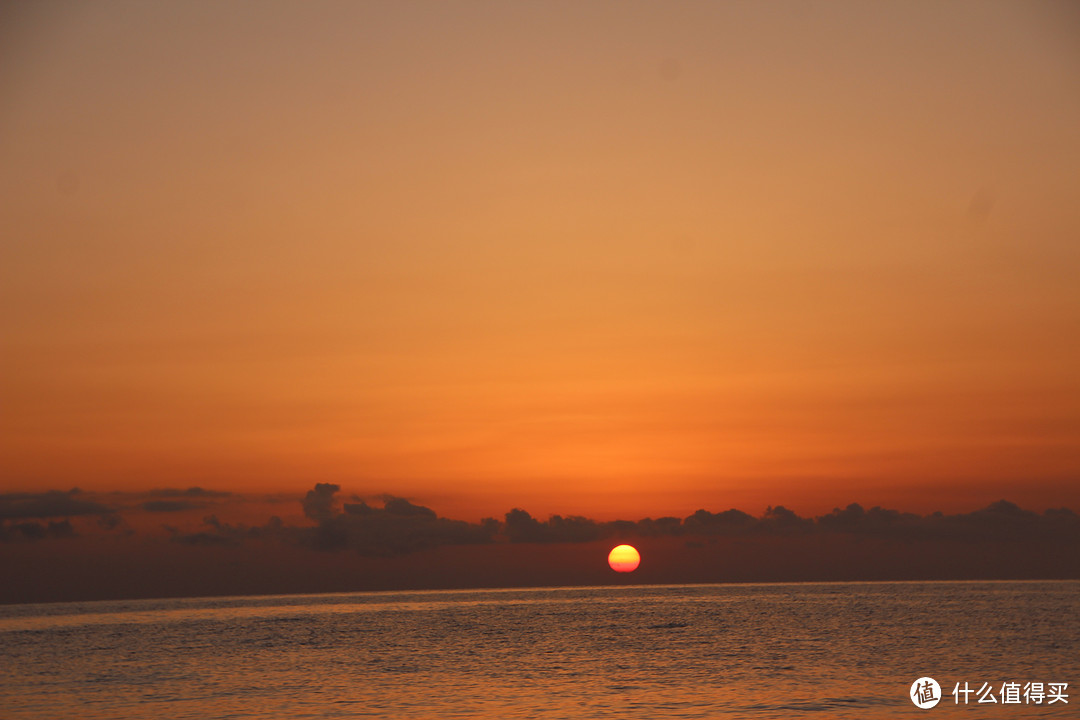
[1,581,1076,718]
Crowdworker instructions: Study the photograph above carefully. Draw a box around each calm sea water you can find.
[0,581,1076,719]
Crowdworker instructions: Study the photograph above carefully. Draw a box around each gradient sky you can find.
[2,1,1079,521]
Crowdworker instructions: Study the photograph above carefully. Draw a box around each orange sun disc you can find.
[607,544,641,572]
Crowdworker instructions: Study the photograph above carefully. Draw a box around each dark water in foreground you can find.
[0,581,1076,719]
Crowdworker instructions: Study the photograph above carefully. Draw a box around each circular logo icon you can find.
[910,677,941,709]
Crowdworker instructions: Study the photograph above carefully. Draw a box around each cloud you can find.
[633,516,684,537]
[503,509,604,543]
[817,503,921,534]
[382,496,437,519]
[98,514,124,531]
[682,508,756,535]
[499,500,1080,545]
[808,500,1080,542]
[503,508,547,542]
[302,483,340,523]
[925,500,1075,540]
[0,519,75,542]
[6,484,1079,558]
[143,500,201,513]
[149,487,231,498]
[303,486,494,555]
[293,491,1080,553]
[3,487,1078,603]
[171,531,237,546]
[761,505,814,533]
[0,489,112,520]
[164,515,244,546]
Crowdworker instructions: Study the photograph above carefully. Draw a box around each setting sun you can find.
[607,545,641,573]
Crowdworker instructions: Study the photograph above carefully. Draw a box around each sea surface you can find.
[0,581,1076,719]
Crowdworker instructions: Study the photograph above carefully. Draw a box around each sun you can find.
[607,544,640,573]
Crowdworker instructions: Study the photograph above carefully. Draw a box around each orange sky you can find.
[2,1,1078,521]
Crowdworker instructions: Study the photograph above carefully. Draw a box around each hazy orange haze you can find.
[2,1,1078,520]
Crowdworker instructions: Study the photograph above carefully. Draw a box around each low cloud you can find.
[149,487,231,498]
[503,509,603,543]
[285,488,1080,554]
[143,500,201,513]
[171,531,238,546]
[0,519,75,542]
[5,484,1079,556]
[810,500,1080,541]
[0,489,112,520]
[165,515,247,546]
[499,500,1080,544]
[3,486,1078,602]
[307,489,493,555]
[302,483,340,523]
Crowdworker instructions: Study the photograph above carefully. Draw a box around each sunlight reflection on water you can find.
[1,581,1077,719]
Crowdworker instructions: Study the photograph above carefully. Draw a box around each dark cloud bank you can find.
[0,490,114,541]
[248,484,1080,552]
[2,485,1078,603]
[0,489,112,521]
